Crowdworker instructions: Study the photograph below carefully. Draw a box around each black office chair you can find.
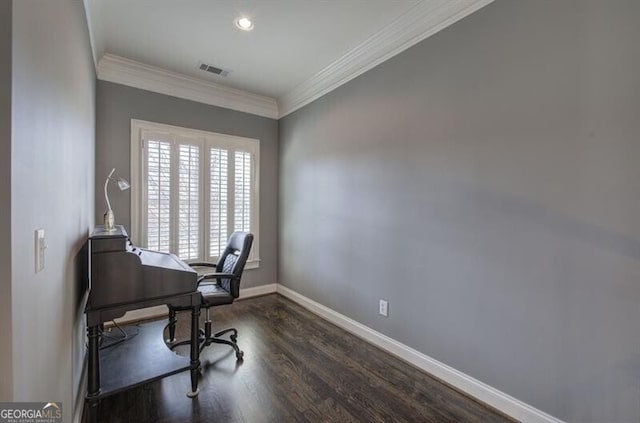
[167,231,254,361]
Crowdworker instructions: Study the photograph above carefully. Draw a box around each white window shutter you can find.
[146,140,172,253]
[177,143,200,260]
[209,148,228,258]
[234,150,252,233]
[132,120,259,267]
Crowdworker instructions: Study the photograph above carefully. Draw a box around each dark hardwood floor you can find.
[84,294,514,423]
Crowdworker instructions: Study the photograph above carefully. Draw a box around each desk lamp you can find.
[104,168,130,231]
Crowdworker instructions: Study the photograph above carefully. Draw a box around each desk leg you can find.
[187,305,201,398]
[87,325,101,405]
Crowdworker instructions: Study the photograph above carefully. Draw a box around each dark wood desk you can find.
[84,226,202,408]
[85,294,201,403]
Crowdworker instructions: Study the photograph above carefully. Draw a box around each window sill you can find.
[245,259,260,270]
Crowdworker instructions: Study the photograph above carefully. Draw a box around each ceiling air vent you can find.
[197,62,230,77]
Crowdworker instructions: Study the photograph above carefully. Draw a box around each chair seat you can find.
[167,232,253,363]
[199,283,234,307]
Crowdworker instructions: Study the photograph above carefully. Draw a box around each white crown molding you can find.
[91,1,493,119]
[277,284,564,423]
[278,0,495,118]
[81,0,99,71]
[97,54,279,119]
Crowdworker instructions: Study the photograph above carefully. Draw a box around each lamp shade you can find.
[116,178,130,191]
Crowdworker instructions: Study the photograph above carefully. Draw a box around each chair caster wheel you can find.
[236,351,244,361]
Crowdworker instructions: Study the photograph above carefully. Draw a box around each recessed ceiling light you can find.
[234,16,254,31]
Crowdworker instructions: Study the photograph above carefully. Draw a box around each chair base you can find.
[202,326,244,361]
[165,312,244,361]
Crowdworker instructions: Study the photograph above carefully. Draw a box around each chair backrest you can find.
[216,232,254,298]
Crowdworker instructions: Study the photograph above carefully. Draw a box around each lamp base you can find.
[104,209,115,231]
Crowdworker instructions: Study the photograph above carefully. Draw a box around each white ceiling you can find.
[84,0,493,117]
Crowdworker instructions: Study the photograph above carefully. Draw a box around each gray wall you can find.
[95,81,278,288]
[0,0,12,401]
[279,1,640,421]
[11,1,95,421]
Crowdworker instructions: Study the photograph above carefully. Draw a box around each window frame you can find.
[130,119,260,268]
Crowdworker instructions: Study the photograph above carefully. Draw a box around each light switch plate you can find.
[35,228,46,273]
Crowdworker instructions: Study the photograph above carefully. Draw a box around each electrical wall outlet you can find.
[35,228,46,273]
[379,299,389,317]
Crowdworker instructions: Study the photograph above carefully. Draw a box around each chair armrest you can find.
[189,262,217,268]
[197,272,236,285]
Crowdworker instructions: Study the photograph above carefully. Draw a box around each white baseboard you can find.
[112,283,278,325]
[276,284,564,423]
[239,283,277,299]
[73,355,88,423]
[112,305,169,324]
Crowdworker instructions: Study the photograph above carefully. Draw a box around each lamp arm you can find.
[104,168,115,211]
